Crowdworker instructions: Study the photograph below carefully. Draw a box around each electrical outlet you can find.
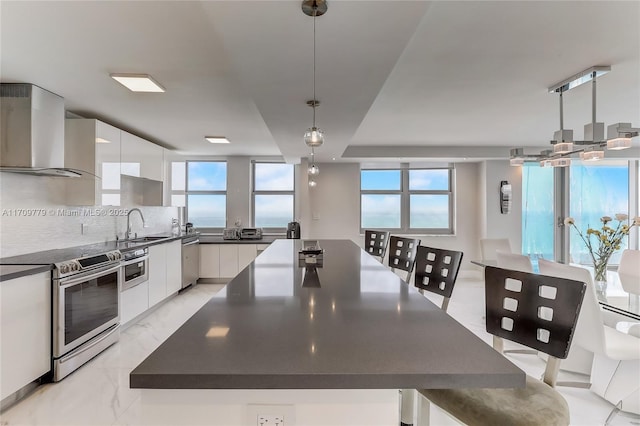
[257,414,284,426]
[247,404,294,426]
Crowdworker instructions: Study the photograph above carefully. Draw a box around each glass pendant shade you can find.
[308,179,317,188]
[580,146,605,162]
[509,158,524,166]
[304,127,324,147]
[308,164,320,175]
[606,137,632,150]
[553,142,573,154]
[550,157,571,167]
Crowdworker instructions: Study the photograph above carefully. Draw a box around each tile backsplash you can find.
[0,173,178,258]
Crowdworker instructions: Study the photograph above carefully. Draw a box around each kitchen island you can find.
[130,239,523,425]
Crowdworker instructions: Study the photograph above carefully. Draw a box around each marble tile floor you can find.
[0,278,635,426]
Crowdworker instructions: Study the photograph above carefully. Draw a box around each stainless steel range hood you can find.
[0,83,87,177]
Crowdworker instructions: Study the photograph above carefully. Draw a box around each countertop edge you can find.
[0,264,52,282]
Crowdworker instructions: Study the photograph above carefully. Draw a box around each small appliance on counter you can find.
[287,221,301,239]
[240,227,263,240]
[185,222,196,235]
[223,228,240,240]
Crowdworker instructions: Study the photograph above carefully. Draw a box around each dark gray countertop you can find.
[0,264,52,282]
[130,239,524,390]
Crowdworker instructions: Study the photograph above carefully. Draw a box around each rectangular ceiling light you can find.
[548,66,611,93]
[110,73,165,92]
[205,136,230,144]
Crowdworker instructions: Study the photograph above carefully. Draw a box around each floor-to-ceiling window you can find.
[522,160,633,265]
[522,164,554,260]
[569,160,629,265]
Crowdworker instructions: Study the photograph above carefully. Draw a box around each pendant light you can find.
[302,1,326,149]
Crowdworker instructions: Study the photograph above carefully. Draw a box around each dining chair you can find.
[480,238,512,262]
[494,251,535,354]
[363,230,390,262]
[413,245,464,312]
[387,236,421,283]
[619,249,640,298]
[417,266,586,426]
[538,259,640,423]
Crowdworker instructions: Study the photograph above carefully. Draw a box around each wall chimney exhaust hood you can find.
[0,83,90,177]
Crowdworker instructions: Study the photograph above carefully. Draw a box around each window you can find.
[170,161,227,229]
[522,164,554,261]
[252,162,295,229]
[360,168,454,233]
[569,161,629,265]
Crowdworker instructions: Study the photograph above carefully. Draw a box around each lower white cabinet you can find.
[148,244,167,308]
[200,245,220,278]
[0,271,51,400]
[166,241,182,295]
[121,281,149,325]
[200,243,270,279]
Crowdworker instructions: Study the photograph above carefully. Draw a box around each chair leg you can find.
[441,297,450,313]
[400,389,415,426]
[492,336,504,353]
[605,400,640,426]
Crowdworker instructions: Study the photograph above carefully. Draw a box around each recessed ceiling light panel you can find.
[110,73,165,92]
[205,136,230,144]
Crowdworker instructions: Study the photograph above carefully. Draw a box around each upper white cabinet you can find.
[66,118,167,206]
[121,131,164,182]
[65,119,121,205]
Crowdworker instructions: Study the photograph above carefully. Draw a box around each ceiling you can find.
[1,1,638,163]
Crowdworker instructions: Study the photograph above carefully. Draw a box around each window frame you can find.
[359,167,454,235]
[251,161,295,233]
[185,160,227,231]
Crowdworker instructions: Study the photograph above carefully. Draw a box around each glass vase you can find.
[593,261,608,303]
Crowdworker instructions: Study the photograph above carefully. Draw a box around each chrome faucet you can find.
[125,208,146,240]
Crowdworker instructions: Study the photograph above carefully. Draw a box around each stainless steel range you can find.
[52,250,122,381]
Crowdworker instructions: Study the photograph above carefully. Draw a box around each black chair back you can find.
[388,236,421,280]
[414,246,463,309]
[364,230,390,260]
[484,266,586,359]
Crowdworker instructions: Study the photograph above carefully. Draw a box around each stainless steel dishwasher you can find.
[181,235,200,290]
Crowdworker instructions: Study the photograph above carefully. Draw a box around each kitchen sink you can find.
[128,236,171,243]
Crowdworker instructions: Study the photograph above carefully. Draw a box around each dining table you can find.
[129,240,524,425]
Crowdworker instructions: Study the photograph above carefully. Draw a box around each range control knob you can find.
[59,264,68,274]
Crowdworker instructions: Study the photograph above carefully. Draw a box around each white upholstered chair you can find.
[480,238,512,262]
[496,251,533,273]
[538,259,640,421]
[619,249,640,299]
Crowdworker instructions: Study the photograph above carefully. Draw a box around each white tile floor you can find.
[0,278,636,426]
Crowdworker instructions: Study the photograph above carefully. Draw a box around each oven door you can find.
[121,255,149,290]
[54,264,121,357]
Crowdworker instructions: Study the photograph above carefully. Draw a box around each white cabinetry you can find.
[65,119,121,205]
[148,244,167,308]
[121,281,149,325]
[199,245,220,278]
[219,245,240,278]
[148,240,181,309]
[121,131,164,181]
[200,243,269,279]
[165,241,182,295]
[0,272,51,400]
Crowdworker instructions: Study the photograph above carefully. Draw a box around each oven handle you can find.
[121,255,149,267]
[59,264,121,289]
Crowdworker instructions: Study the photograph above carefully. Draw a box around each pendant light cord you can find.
[312,3,317,128]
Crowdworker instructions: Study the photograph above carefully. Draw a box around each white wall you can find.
[480,160,523,253]
[0,173,177,257]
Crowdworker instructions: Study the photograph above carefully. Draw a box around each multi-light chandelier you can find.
[302,0,327,187]
[510,66,639,167]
